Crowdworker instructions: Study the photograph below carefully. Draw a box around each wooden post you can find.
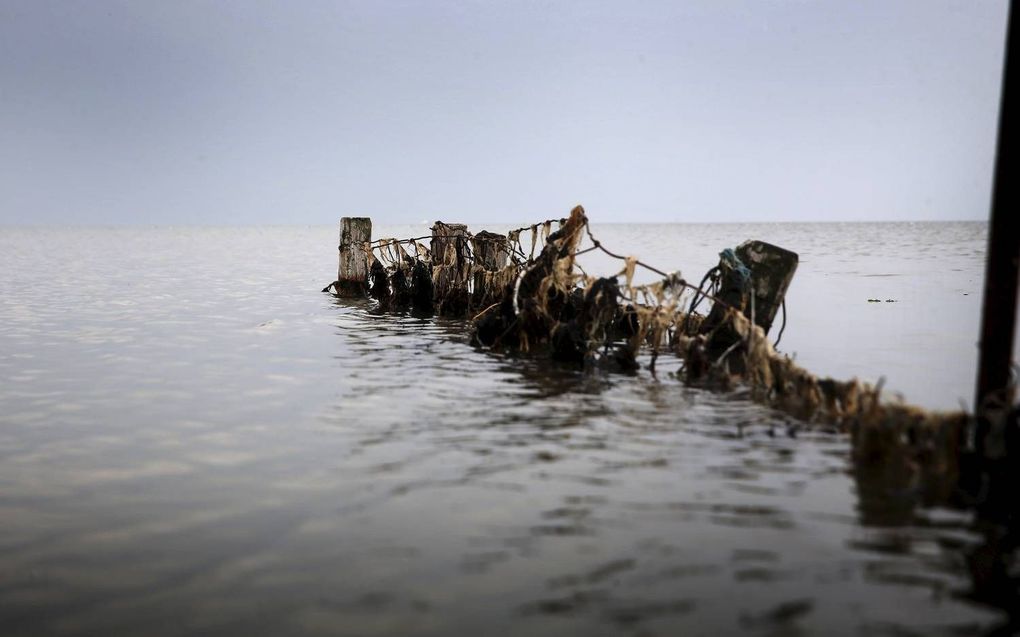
[471,230,510,308]
[698,241,798,369]
[698,250,749,362]
[431,222,470,315]
[472,230,509,271]
[735,240,799,334]
[409,260,434,314]
[369,257,390,306]
[431,222,469,271]
[336,217,372,297]
[975,4,1018,414]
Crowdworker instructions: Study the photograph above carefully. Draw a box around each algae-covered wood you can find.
[736,240,798,334]
[337,217,372,297]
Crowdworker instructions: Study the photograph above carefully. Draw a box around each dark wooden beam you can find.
[976,4,1019,412]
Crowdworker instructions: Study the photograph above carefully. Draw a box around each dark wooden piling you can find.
[975,4,1018,414]
[431,222,470,315]
[967,15,1020,613]
[409,260,435,314]
[698,241,798,368]
[369,258,390,306]
[472,206,588,350]
[735,240,799,334]
[335,217,372,297]
[431,222,469,270]
[471,230,510,308]
[698,250,750,362]
[472,230,509,272]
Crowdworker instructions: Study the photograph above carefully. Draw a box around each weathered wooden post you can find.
[431,222,470,315]
[368,257,390,305]
[431,222,468,270]
[735,240,799,334]
[698,249,750,362]
[471,230,510,308]
[699,242,798,367]
[335,217,372,297]
[472,230,509,272]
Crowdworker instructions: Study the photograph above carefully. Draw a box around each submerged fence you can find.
[324,205,1017,514]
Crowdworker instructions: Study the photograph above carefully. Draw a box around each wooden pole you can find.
[975,5,1018,413]
[336,217,372,297]
[471,230,509,271]
[471,230,510,308]
[735,240,798,335]
[430,222,469,271]
[431,222,470,315]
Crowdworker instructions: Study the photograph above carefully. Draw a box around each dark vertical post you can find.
[431,221,470,316]
[471,230,510,308]
[735,240,799,335]
[430,222,469,272]
[976,5,1019,413]
[336,217,372,297]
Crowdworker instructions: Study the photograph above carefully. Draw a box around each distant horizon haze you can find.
[0,1,1008,226]
[0,217,990,228]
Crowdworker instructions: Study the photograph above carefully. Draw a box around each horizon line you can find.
[0,218,989,228]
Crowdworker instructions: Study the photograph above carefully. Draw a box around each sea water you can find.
[0,221,1014,635]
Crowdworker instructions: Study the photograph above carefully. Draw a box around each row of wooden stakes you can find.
[322,209,1017,519]
[322,216,524,318]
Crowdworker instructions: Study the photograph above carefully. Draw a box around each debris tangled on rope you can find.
[323,205,1017,494]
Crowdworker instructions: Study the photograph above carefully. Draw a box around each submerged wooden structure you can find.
[321,18,1019,616]
[323,205,1017,512]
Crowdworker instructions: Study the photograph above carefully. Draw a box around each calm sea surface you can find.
[0,221,1014,635]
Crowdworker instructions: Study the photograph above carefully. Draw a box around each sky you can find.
[0,0,1009,225]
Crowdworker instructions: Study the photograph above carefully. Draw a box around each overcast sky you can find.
[0,1,1009,225]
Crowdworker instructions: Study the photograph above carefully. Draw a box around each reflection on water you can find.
[0,224,1015,636]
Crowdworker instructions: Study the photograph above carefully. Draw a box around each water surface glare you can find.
[0,223,1011,635]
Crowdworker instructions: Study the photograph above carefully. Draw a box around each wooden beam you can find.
[976,5,1018,413]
